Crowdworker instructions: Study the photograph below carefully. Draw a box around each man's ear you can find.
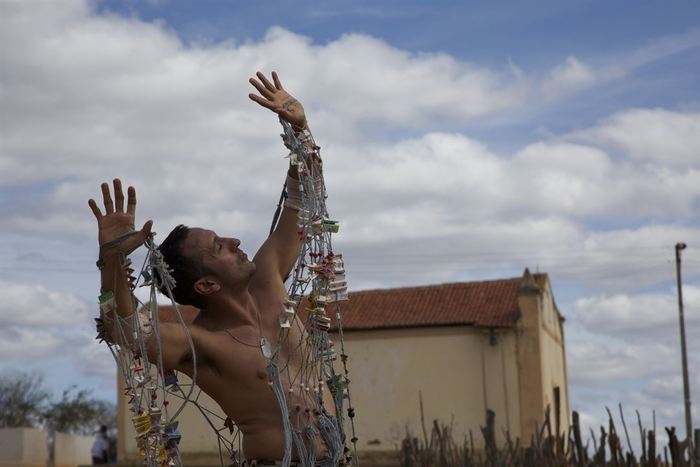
[193,276,221,296]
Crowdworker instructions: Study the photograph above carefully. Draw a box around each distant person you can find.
[91,425,109,465]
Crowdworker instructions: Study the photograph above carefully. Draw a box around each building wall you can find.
[334,326,521,452]
[54,432,92,467]
[515,272,570,443]
[538,283,570,437]
[0,428,47,467]
[482,329,522,439]
[0,429,91,467]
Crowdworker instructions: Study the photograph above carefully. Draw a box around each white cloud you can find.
[0,281,89,325]
[2,1,698,263]
[569,109,700,168]
[537,28,700,103]
[572,284,700,338]
[541,56,623,100]
[627,27,700,69]
[0,0,530,192]
[566,321,700,451]
[566,275,700,449]
[568,339,676,384]
[329,132,510,220]
[76,340,119,380]
[314,31,529,126]
[0,279,95,362]
[332,130,699,227]
[511,142,612,214]
[0,327,63,359]
[0,0,532,248]
[542,56,596,99]
[4,111,697,292]
[570,359,700,450]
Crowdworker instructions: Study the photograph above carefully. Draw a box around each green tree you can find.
[0,371,116,434]
[0,371,49,428]
[43,386,116,435]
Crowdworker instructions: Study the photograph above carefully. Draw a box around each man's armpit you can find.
[147,322,194,370]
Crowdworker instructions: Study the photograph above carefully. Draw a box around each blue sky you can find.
[97,0,700,136]
[1,0,699,450]
[97,1,698,59]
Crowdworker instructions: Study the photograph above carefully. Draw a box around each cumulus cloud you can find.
[566,317,700,451]
[569,109,700,169]
[511,142,612,214]
[0,280,89,325]
[570,355,700,449]
[0,327,64,359]
[8,114,697,292]
[566,274,700,446]
[76,340,118,380]
[540,56,623,100]
[568,339,676,384]
[512,139,700,220]
[0,0,535,249]
[2,1,698,263]
[572,284,700,338]
[0,280,93,363]
[332,130,699,225]
[320,126,699,290]
[0,0,529,188]
[541,56,596,98]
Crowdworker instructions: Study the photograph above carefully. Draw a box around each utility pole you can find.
[675,242,694,465]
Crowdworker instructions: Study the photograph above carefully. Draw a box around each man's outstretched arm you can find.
[89,180,196,371]
[89,179,153,346]
[249,71,318,280]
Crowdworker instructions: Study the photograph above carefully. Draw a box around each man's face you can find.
[181,227,256,292]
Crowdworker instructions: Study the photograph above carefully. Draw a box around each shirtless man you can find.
[89,72,341,465]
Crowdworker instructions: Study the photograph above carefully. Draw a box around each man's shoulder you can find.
[157,304,200,324]
[249,268,287,299]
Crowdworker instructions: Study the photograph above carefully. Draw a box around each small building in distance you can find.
[116,268,569,462]
[337,268,569,453]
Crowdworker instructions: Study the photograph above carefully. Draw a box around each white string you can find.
[96,119,360,467]
[266,119,359,466]
[98,236,243,467]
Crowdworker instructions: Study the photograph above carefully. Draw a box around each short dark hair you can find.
[156,225,208,309]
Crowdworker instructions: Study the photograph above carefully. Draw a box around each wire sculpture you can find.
[96,119,358,467]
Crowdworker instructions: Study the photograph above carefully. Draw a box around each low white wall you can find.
[54,432,92,467]
[0,428,94,467]
[0,428,48,467]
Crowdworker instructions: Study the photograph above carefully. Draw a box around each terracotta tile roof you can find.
[155,275,538,332]
[332,278,524,331]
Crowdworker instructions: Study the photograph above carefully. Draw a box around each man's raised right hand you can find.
[88,178,153,256]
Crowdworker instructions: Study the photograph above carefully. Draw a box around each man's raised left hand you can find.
[248,71,306,130]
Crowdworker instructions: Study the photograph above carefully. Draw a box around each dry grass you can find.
[398,403,696,467]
